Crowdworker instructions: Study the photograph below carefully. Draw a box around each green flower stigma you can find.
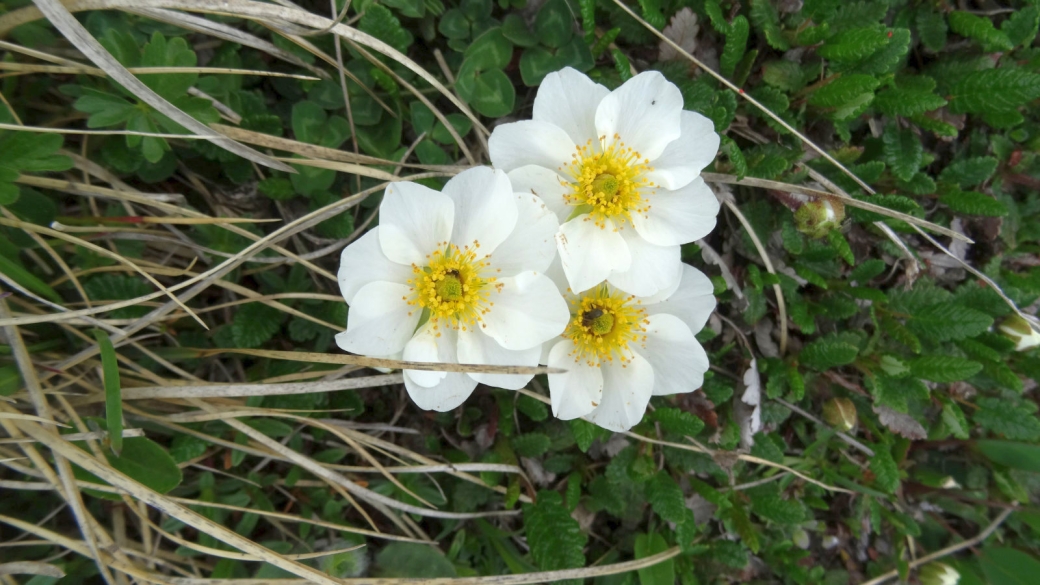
[435,273,463,301]
[588,310,615,335]
[591,173,620,200]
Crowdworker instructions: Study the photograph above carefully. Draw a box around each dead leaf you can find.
[739,359,763,448]
[659,8,699,61]
[873,406,926,440]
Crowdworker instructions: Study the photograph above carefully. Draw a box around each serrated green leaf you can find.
[799,337,859,371]
[513,433,551,458]
[909,304,993,342]
[940,190,1008,217]
[908,355,983,383]
[818,26,888,63]
[749,0,788,50]
[646,472,686,524]
[940,398,970,440]
[882,124,923,182]
[635,532,674,585]
[721,16,749,78]
[523,491,587,575]
[949,68,1040,114]
[869,447,899,494]
[232,303,283,348]
[948,11,1013,52]
[650,407,705,437]
[809,74,879,119]
[360,4,413,53]
[569,418,605,452]
[726,497,759,554]
[1003,6,1040,48]
[873,88,947,117]
[975,397,1040,441]
[916,8,947,52]
[751,494,805,524]
[939,157,998,188]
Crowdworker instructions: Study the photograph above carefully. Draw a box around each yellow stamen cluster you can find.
[406,242,500,332]
[561,134,655,228]
[564,286,648,366]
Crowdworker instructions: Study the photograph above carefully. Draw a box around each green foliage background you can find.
[1,0,1040,583]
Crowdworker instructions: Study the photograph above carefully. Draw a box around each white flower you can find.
[998,314,1040,352]
[336,167,570,412]
[489,67,721,297]
[542,260,717,431]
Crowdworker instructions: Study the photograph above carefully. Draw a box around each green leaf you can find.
[139,33,199,99]
[93,330,123,455]
[975,397,1040,441]
[873,88,947,117]
[73,423,182,499]
[649,407,704,437]
[374,543,456,578]
[513,433,551,458]
[569,418,607,452]
[908,355,983,383]
[948,11,1013,52]
[646,472,686,524]
[438,9,470,39]
[634,533,674,585]
[908,304,993,342]
[949,68,1040,114]
[940,190,1008,217]
[939,157,998,188]
[360,4,413,53]
[258,177,295,201]
[882,124,923,182]
[799,337,859,371]
[456,62,515,117]
[1003,6,1040,48]
[231,303,283,348]
[916,8,947,52]
[535,0,572,48]
[0,253,62,303]
[0,132,73,172]
[869,447,899,494]
[817,26,888,63]
[978,441,1040,473]
[721,16,748,78]
[749,0,788,50]
[465,27,514,70]
[523,491,587,576]
[751,494,806,524]
[0,365,22,397]
[941,398,970,440]
[980,547,1040,585]
[809,74,879,119]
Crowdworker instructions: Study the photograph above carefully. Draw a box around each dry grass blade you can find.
[0,62,320,79]
[0,561,66,577]
[27,0,294,172]
[195,348,564,376]
[70,373,403,401]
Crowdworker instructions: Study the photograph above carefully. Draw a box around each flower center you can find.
[561,134,655,227]
[407,242,500,331]
[564,286,648,366]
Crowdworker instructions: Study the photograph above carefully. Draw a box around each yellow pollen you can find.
[565,286,648,367]
[407,242,496,330]
[562,134,655,228]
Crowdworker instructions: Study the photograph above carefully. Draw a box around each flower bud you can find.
[918,562,960,585]
[794,198,845,239]
[822,397,857,432]
[998,315,1040,351]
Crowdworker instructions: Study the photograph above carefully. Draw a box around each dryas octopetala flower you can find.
[489,67,721,297]
[542,259,717,432]
[336,167,569,411]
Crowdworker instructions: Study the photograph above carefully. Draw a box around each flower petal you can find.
[488,120,577,173]
[335,281,419,357]
[606,228,681,297]
[533,67,610,146]
[557,218,631,293]
[645,264,717,334]
[457,328,540,390]
[633,313,708,396]
[337,227,413,304]
[442,167,517,257]
[404,371,478,412]
[547,339,604,420]
[633,176,720,247]
[481,271,570,351]
[507,165,571,221]
[645,110,720,190]
[401,321,455,388]
[489,192,560,277]
[585,352,654,432]
[378,181,454,265]
[594,71,683,161]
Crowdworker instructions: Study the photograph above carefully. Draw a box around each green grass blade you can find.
[93,329,122,455]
